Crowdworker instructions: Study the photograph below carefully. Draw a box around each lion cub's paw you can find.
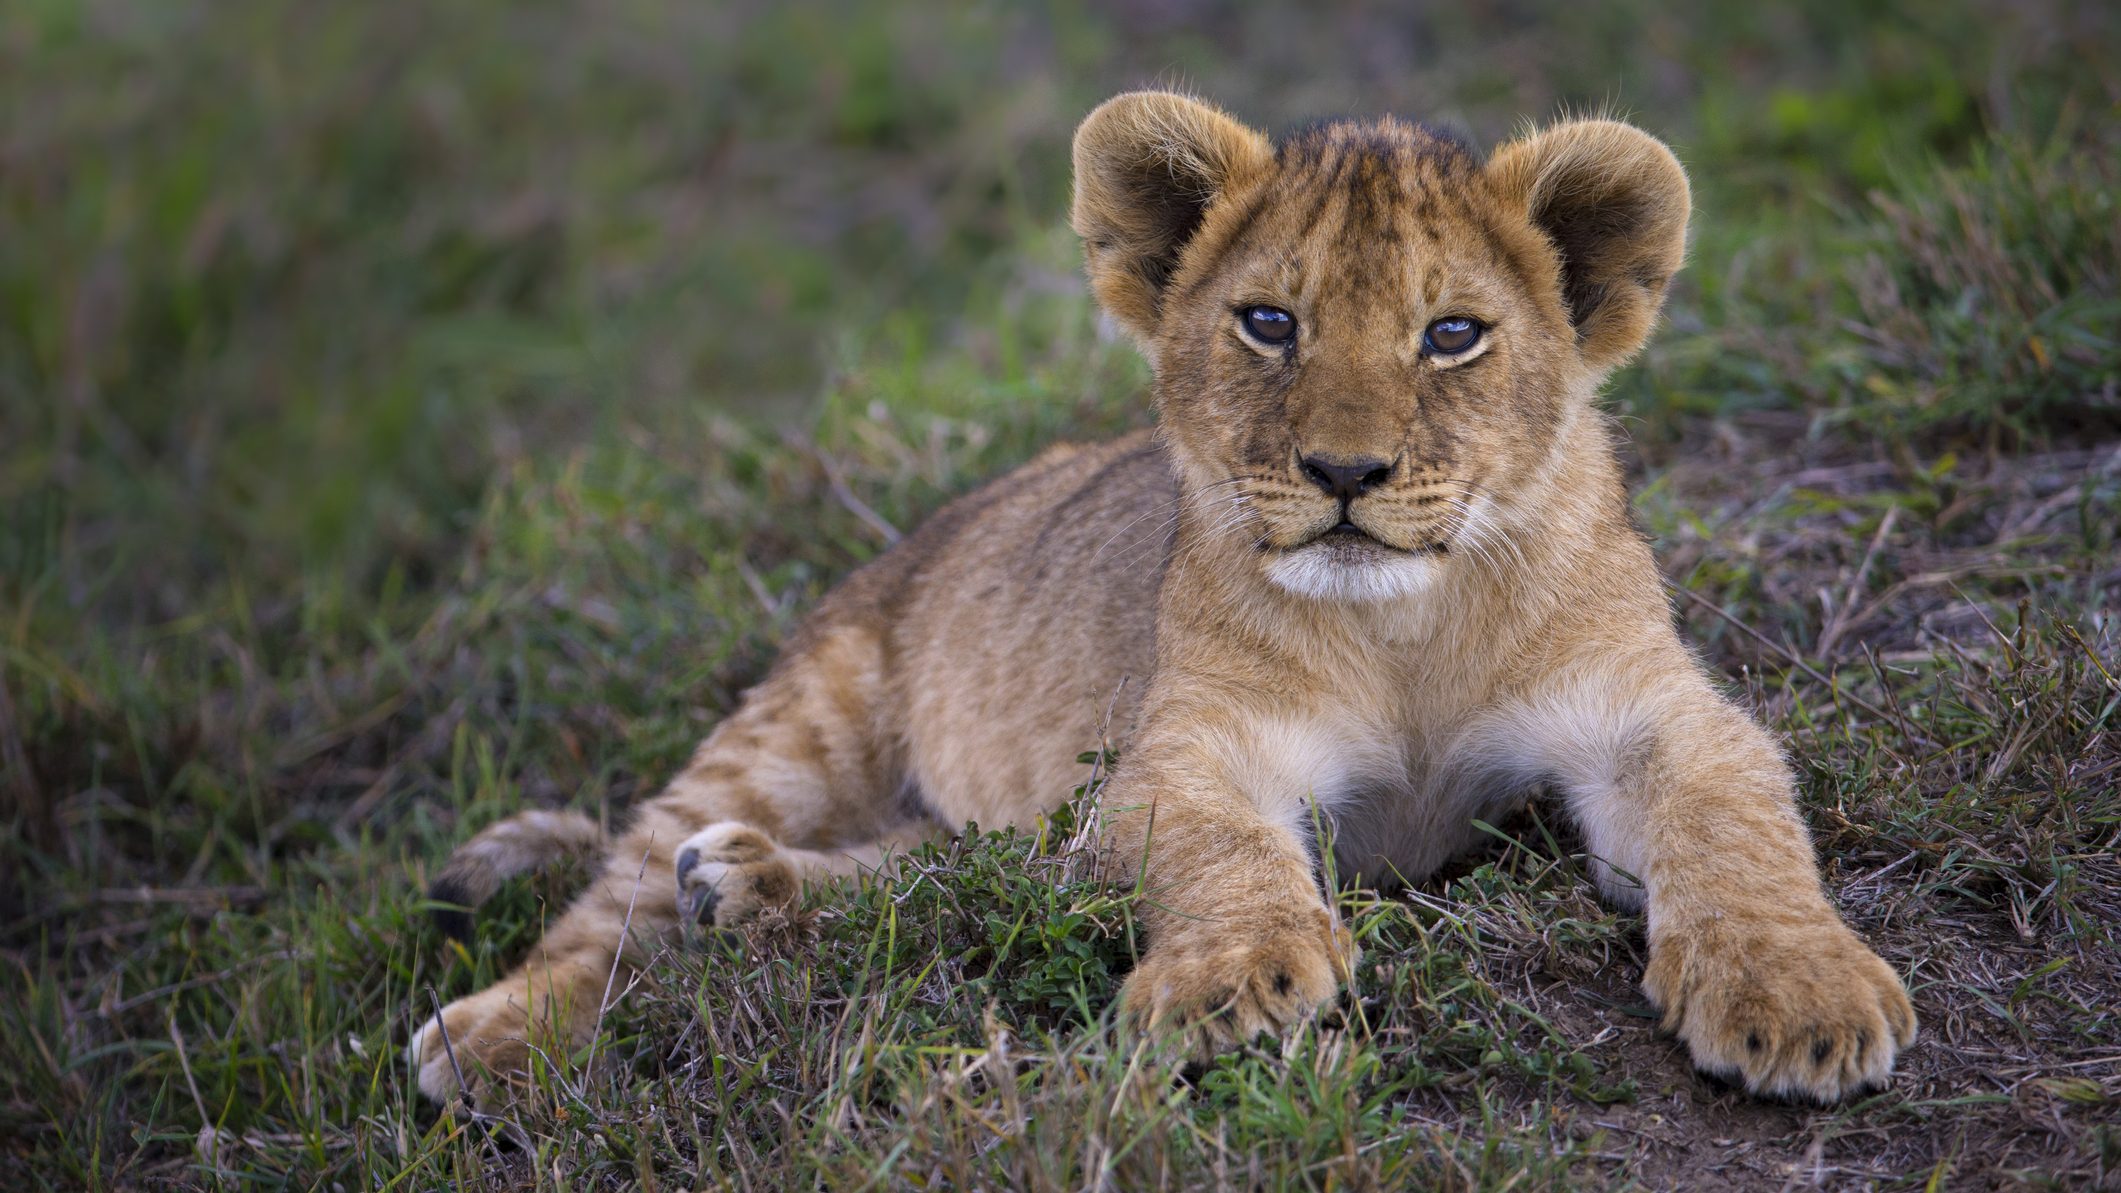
[674,822,798,928]
[409,983,570,1107]
[1121,908,1355,1058]
[1646,915,1916,1103]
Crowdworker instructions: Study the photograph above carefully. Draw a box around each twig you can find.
[1951,583,2023,664]
[423,988,528,1156]
[425,987,471,1106]
[588,841,653,1079]
[100,949,307,1016]
[83,886,269,907]
[1816,505,1898,661]
[736,558,785,619]
[170,1015,214,1131]
[1665,578,1939,748]
[171,1014,231,1174]
[815,451,902,545]
[1861,642,1925,765]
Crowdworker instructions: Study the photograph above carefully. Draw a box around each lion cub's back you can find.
[884,427,1176,827]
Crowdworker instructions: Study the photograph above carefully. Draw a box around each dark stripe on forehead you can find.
[1472,205,1551,312]
[1331,185,1384,283]
[1342,152,1407,248]
[1274,116,1475,169]
[1170,183,1274,306]
[1291,154,1345,248]
[1209,185,1273,265]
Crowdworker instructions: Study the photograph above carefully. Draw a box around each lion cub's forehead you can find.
[1213,118,1511,306]
[1274,117,1478,186]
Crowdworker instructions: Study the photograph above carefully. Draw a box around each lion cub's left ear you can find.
[1485,120,1691,371]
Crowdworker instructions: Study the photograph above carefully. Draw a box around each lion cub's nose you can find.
[1298,455,1393,503]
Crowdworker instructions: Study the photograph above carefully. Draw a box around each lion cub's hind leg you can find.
[673,821,934,928]
[411,618,930,1106]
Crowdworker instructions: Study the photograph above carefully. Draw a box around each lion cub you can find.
[411,92,1914,1106]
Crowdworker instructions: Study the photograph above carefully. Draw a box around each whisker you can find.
[1447,495,1530,578]
[1103,507,1186,572]
[1108,484,1251,571]
[1451,505,1500,575]
[1202,493,1254,541]
[1087,501,1181,567]
[1086,477,1248,568]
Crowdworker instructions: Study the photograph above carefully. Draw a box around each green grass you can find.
[5,1,2120,1188]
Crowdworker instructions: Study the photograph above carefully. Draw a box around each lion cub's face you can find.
[1073,94,1690,601]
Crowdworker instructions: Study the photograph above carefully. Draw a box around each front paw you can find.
[1121,907,1355,1058]
[1646,913,1916,1102]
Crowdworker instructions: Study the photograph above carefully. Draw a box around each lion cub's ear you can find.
[1485,119,1691,371]
[1072,91,1274,343]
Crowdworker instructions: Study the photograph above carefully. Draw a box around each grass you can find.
[4,0,2119,1187]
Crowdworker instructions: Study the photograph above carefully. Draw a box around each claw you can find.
[686,884,721,924]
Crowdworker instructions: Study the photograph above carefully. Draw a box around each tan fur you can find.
[409,91,1913,1108]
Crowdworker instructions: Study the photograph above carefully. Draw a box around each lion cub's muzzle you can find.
[1282,453,1458,556]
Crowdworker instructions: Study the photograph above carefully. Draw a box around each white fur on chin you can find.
[1264,545,1441,603]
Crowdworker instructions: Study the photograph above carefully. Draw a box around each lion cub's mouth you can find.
[1310,521,1447,556]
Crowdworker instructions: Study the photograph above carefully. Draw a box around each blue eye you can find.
[1424,316,1482,355]
[1241,305,1296,344]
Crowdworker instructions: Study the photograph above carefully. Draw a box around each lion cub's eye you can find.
[1423,316,1483,355]
[1240,305,1296,344]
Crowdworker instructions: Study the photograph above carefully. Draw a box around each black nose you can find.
[1298,455,1393,503]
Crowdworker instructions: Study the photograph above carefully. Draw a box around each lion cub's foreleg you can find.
[1489,668,1917,1102]
[410,622,930,1106]
[1106,703,1361,1055]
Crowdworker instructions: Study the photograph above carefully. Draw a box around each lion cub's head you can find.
[1071,92,1689,602]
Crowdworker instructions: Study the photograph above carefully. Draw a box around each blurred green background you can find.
[7,0,2113,648]
[3,1,2117,1186]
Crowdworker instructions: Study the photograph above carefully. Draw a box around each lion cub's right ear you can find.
[1071,91,1274,344]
